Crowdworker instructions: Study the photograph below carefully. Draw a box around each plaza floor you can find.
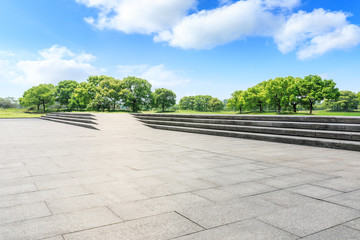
[0,113,360,240]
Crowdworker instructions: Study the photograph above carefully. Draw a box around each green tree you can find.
[179,96,195,110]
[20,84,56,112]
[265,77,292,114]
[69,82,94,110]
[120,76,152,112]
[153,88,176,112]
[194,95,212,111]
[56,80,79,109]
[287,77,303,113]
[297,75,340,114]
[244,82,267,112]
[91,77,122,111]
[323,91,359,111]
[227,90,246,113]
[209,97,223,112]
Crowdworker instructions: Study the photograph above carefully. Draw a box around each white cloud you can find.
[77,0,360,59]
[4,45,100,85]
[76,0,196,34]
[0,50,14,58]
[155,0,283,49]
[117,64,189,87]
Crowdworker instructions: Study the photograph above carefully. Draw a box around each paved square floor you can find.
[0,113,360,239]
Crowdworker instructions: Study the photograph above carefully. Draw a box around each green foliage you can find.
[323,90,359,111]
[91,77,122,111]
[153,88,176,112]
[179,96,195,110]
[297,75,340,114]
[209,97,223,112]
[56,80,79,108]
[193,95,212,111]
[0,97,19,108]
[20,84,56,112]
[244,82,267,112]
[265,77,292,114]
[120,76,152,112]
[69,82,94,110]
[227,90,245,113]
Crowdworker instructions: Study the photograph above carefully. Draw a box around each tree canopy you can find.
[153,88,176,112]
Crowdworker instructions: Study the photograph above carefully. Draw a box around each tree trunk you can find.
[42,101,45,113]
[259,104,263,113]
[162,105,165,112]
[37,104,40,111]
[239,107,242,114]
[309,100,313,114]
[292,103,297,113]
[278,105,281,114]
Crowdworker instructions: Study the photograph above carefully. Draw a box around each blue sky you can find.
[1,0,360,100]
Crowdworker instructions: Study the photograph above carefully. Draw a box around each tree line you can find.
[226,75,352,114]
[19,76,176,112]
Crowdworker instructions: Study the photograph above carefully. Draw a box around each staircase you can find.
[133,113,360,151]
[40,113,98,130]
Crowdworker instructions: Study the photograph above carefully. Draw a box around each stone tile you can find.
[256,190,314,208]
[0,207,121,240]
[109,192,211,220]
[177,196,284,228]
[345,218,360,231]
[301,225,360,240]
[204,171,271,186]
[258,172,334,188]
[326,190,360,210]
[63,212,203,240]
[286,184,342,199]
[41,236,65,240]
[0,183,37,196]
[47,193,114,214]
[253,166,302,177]
[174,219,298,240]
[194,181,277,202]
[0,201,51,224]
[313,178,360,192]
[258,200,360,237]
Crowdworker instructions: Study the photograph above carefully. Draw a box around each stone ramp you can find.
[40,112,99,130]
[133,113,360,151]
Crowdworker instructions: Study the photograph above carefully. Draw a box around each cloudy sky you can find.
[1,0,360,100]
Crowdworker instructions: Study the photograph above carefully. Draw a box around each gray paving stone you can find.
[0,207,121,240]
[301,225,360,240]
[204,171,270,185]
[174,219,298,240]
[256,190,315,208]
[326,190,360,210]
[109,192,211,220]
[47,193,114,214]
[193,182,276,202]
[345,218,360,231]
[63,212,203,240]
[0,183,37,196]
[286,184,342,199]
[0,186,90,208]
[177,196,284,228]
[258,200,360,237]
[313,178,360,192]
[0,201,51,224]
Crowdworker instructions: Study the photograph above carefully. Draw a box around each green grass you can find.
[0,108,45,118]
[142,109,360,116]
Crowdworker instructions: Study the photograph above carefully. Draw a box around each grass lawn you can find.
[0,108,45,118]
[142,109,360,116]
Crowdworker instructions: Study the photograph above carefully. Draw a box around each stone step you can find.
[42,115,97,124]
[145,123,360,151]
[135,116,360,132]
[40,117,98,130]
[139,119,360,141]
[49,112,94,117]
[47,113,96,120]
[133,113,360,124]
